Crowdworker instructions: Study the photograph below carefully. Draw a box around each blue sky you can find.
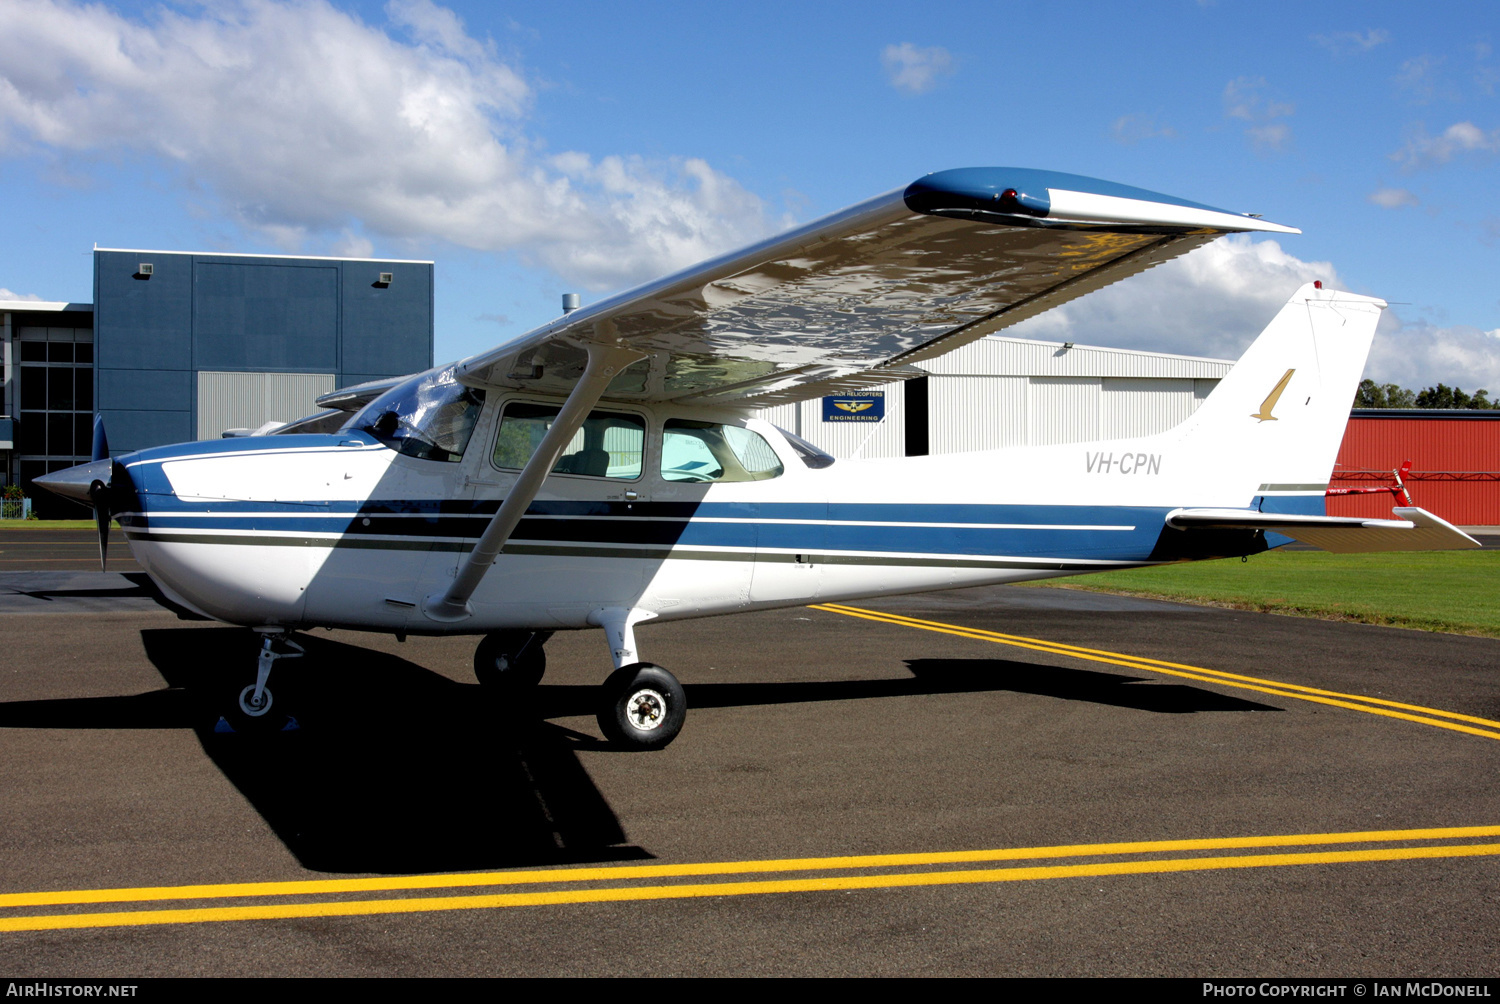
[2,0,1496,387]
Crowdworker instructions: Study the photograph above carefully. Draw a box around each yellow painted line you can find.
[5,842,1500,933]
[821,604,1500,728]
[812,604,1500,742]
[4,824,1498,910]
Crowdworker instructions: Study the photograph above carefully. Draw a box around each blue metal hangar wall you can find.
[94,249,433,452]
[4,249,433,516]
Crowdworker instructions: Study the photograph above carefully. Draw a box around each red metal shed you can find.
[1327,410,1500,526]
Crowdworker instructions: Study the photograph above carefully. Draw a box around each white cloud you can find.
[0,0,775,291]
[330,230,376,260]
[1366,316,1500,390]
[1246,123,1291,151]
[1368,187,1418,209]
[1395,54,1445,103]
[0,288,43,301]
[1007,235,1500,389]
[1223,76,1294,151]
[1110,114,1175,145]
[1390,121,1500,171]
[881,43,955,95]
[1008,235,1339,360]
[1312,28,1390,55]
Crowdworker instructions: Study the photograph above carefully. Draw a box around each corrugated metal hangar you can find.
[2,248,434,516]
[1328,410,1500,526]
[754,336,1232,459]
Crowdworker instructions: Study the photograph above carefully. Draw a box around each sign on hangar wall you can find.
[822,391,885,422]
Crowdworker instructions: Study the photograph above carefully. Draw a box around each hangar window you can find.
[353,366,485,463]
[492,403,645,480]
[660,421,784,483]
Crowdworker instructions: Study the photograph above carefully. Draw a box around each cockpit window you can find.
[351,366,485,463]
[493,403,645,480]
[660,421,784,483]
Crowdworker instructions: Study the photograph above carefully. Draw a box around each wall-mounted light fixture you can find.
[372,271,393,289]
[134,263,153,280]
[1062,341,1074,350]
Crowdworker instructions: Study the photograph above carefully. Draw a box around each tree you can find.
[1354,380,1500,409]
[1354,379,1416,408]
[1412,384,1499,409]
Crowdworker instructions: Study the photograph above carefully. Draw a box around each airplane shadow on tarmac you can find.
[0,633,1279,875]
[682,658,1282,715]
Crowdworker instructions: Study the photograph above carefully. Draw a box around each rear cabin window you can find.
[660,421,784,483]
[492,403,645,480]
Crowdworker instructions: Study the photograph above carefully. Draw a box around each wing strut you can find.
[423,342,647,623]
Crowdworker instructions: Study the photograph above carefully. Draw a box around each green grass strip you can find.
[1034,549,1500,638]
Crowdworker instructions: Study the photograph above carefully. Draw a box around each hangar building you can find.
[755,336,1233,458]
[2,248,433,516]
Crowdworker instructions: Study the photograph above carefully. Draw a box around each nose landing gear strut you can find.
[227,630,303,730]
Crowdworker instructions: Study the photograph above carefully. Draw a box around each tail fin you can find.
[1169,283,1385,511]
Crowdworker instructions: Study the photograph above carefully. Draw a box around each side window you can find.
[492,402,645,480]
[660,420,784,483]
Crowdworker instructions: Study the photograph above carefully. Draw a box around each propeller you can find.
[31,416,116,572]
[90,415,111,572]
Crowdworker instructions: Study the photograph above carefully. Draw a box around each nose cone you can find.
[32,458,115,505]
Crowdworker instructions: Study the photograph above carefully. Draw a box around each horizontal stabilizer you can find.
[1165,506,1481,553]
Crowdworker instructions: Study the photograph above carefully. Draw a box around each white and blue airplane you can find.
[35,167,1479,749]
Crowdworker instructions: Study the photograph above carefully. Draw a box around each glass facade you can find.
[14,325,95,514]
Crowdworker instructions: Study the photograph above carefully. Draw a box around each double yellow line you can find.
[4,825,1499,933]
[811,603,1500,742]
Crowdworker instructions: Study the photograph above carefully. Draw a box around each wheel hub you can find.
[625,689,666,731]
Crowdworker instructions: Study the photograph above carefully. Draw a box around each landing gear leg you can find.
[589,607,684,750]
[231,630,303,729]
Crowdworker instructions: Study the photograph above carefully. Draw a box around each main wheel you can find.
[474,631,548,691]
[597,663,685,751]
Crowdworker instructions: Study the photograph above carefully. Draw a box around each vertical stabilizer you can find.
[1168,283,1385,512]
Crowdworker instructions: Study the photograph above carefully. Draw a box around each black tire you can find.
[597,663,686,751]
[474,630,548,690]
[221,683,285,734]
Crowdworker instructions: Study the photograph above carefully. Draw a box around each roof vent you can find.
[562,293,580,315]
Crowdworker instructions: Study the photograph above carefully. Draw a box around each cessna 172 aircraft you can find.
[35,167,1479,749]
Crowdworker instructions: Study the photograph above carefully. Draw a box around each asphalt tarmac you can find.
[2,566,1498,976]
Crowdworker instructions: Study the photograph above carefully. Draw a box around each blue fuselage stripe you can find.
[120,493,1177,560]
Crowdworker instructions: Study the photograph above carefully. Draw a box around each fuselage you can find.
[109,389,1295,634]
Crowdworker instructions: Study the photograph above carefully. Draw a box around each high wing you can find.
[453,167,1299,407]
[1166,507,1482,553]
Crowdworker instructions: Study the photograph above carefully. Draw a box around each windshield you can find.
[351,366,485,462]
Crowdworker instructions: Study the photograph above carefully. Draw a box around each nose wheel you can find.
[598,663,685,751]
[237,684,274,718]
